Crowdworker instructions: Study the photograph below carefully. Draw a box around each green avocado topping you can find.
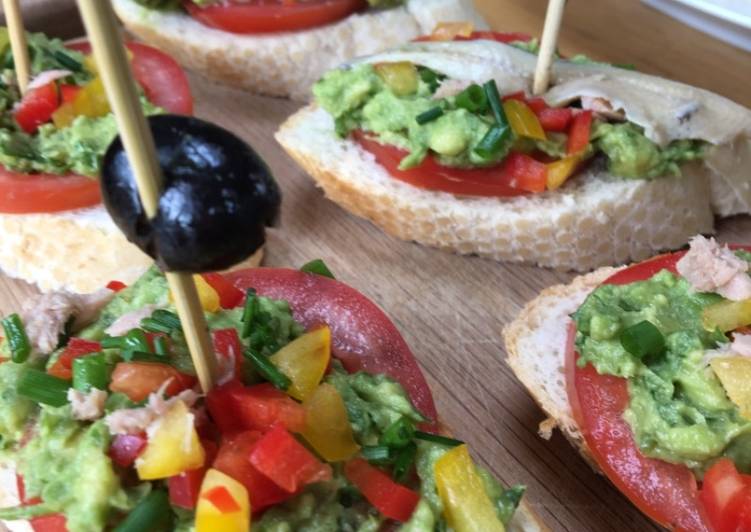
[574,268,751,472]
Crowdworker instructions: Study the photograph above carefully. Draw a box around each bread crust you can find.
[112,0,488,100]
[276,105,715,271]
[0,206,264,293]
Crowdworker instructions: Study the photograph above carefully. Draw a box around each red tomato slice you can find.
[223,268,438,426]
[47,338,102,380]
[566,245,751,531]
[0,41,192,215]
[456,31,534,44]
[184,0,367,34]
[353,130,534,197]
[14,82,59,134]
[109,362,196,402]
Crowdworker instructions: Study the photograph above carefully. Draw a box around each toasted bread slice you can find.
[0,206,264,293]
[112,0,488,100]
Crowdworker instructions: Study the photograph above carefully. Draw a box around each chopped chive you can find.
[52,50,82,72]
[140,318,173,335]
[361,445,393,464]
[392,442,417,483]
[455,84,488,113]
[418,67,445,93]
[241,289,259,339]
[124,351,167,364]
[101,335,126,350]
[483,79,508,126]
[1,313,31,363]
[380,417,416,448]
[72,354,112,392]
[18,369,70,407]
[300,259,335,279]
[416,106,444,125]
[620,320,665,359]
[151,310,182,332]
[124,329,150,354]
[244,348,291,390]
[414,431,464,447]
[153,336,169,357]
[114,490,172,532]
[474,124,512,160]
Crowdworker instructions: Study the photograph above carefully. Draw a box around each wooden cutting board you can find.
[1,2,750,531]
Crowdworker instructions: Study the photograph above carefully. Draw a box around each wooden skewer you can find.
[2,0,31,93]
[533,0,566,95]
[75,0,218,392]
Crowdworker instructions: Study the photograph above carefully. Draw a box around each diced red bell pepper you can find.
[249,423,332,494]
[502,152,548,193]
[16,474,41,506]
[201,273,244,309]
[14,82,60,134]
[47,338,102,380]
[212,329,244,381]
[144,332,170,354]
[106,280,127,292]
[537,107,573,132]
[344,458,420,522]
[207,380,306,434]
[204,485,242,513]
[168,439,218,509]
[501,91,526,103]
[724,485,751,532]
[213,430,291,512]
[567,110,593,155]
[30,514,68,532]
[109,432,148,468]
[109,362,196,403]
[525,97,548,114]
[699,458,751,532]
[59,84,81,105]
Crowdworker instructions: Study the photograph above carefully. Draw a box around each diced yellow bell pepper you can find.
[374,62,419,97]
[430,21,474,41]
[136,401,206,480]
[51,103,78,129]
[84,54,98,75]
[193,275,221,313]
[702,299,751,332]
[196,469,250,532]
[546,155,580,190]
[270,326,331,401]
[710,356,751,419]
[301,383,359,462]
[434,445,505,532]
[503,99,546,141]
[52,76,111,129]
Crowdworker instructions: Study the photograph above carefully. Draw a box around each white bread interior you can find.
[112,0,488,100]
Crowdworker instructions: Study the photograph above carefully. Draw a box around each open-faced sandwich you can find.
[505,235,751,530]
[276,26,751,271]
[0,263,546,531]
[0,29,203,293]
[110,0,487,100]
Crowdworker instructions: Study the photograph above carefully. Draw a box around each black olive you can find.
[101,115,281,272]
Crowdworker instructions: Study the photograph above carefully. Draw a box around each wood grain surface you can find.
[1,2,750,531]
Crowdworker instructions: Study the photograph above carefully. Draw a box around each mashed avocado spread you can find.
[0,30,161,177]
[0,266,523,530]
[314,62,706,181]
[574,266,751,473]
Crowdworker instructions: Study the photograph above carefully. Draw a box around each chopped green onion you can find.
[416,107,444,125]
[483,79,508,126]
[414,431,464,447]
[18,369,70,407]
[124,351,168,364]
[124,329,150,354]
[1,313,31,363]
[241,289,259,339]
[361,445,393,464]
[620,320,665,359]
[474,124,512,160]
[455,84,488,113]
[53,50,82,72]
[300,259,335,279]
[153,336,169,357]
[101,335,126,350]
[392,442,417,483]
[380,417,416,448]
[140,318,172,335]
[244,348,291,390]
[114,490,172,532]
[150,310,182,332]
[72,354,112,392]
[418,67,445,93]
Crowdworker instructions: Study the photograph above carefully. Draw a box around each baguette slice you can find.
[112,0,488,101]
[276,39,750,271]
[0,206,263,293]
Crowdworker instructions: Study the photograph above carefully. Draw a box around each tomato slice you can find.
[0,41,192,215]
[223,268,438,426]
[566,245,751,531]
[353,130,535,197]
[184,0,367,34]
[456,31,533,44]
